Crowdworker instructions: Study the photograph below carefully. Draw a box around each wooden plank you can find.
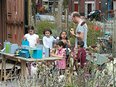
[0,0,24,46]
[5,0,24,45]
[0,52,62,62]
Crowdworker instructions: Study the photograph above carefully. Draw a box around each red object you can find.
[93,25,102,31]
[74,3,78,11]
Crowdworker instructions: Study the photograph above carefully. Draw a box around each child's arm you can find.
[50,49,66,58]
[23,34,27,40]
[67,40,71,47]
[36,35,40,44]
[50,52,63,58]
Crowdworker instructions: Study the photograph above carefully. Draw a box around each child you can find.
[73,40,86,69]
[43,28,55,49]
[23,26,39,75]
[59,31,71,67]
[50,40,58,54]
[50,41,66,75]
[59,31,71,48]
[23,26,39,48]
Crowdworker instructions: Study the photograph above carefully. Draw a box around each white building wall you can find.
[85,3,88,17]
[92,3,95,11]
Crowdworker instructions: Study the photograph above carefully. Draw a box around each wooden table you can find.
[0,52,61,81]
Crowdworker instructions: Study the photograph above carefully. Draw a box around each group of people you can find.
[23,12,88,75]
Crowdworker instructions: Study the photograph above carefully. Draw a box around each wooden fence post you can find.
[112,18,116,57]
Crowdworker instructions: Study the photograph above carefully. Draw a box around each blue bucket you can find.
[32,49,43,59]
[22,39,29,46]
[19,49,30,58]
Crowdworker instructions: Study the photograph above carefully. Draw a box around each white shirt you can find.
[24,33,39,48]
[43,36,55,49]
[75,20,88,48]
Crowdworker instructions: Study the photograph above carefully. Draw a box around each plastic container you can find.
[22,39,29,46]
[42,47,46,58]
[32,49,43,59]
[10,44,19,54]
[4,42,11,53]
[19,49,30,58]
[45,48,50,57]
[42,47,50,58]
[37,44,43,50]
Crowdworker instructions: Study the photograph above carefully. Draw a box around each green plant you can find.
[87,21,103,46]
[35,21,57,38]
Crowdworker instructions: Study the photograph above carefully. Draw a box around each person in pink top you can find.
[50,40,66,75]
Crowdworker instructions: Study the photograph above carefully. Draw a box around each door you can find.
[88,3,92,14]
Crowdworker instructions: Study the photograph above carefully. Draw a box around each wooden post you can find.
[28,0,32,25]
[112,18,116,57]
[57,0,63,30]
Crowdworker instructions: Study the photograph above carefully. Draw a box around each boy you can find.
[74,40,86,68]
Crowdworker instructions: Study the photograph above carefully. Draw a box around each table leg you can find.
[0,56,3,80]
[2,55,6,81]
[21,60,27,79]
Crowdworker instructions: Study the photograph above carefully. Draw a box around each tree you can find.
[56,0,64,31]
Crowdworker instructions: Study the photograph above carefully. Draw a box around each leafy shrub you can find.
[87,21,103,46]
[35,21,57,39]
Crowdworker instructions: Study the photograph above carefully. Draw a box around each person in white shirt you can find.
[70,12,88,48]
[23,26,39,48]
[23,26,39,75]
[43,29,55,49]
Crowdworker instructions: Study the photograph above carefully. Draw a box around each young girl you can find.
[59,31,71,67]
[50,40,58,54]
[59,31,71,48]
[23,26,39,48]
[23,26,39,75]
[50,41,66,75]
[43,28,55,49]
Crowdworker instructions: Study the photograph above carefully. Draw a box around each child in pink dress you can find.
[50,41,66,74]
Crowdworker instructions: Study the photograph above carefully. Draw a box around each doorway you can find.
[88,3,92,14]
